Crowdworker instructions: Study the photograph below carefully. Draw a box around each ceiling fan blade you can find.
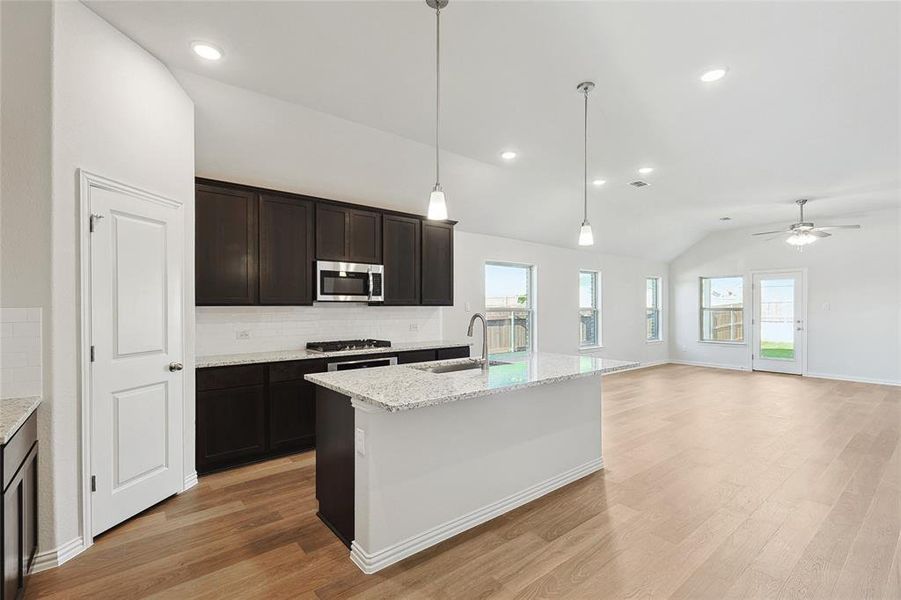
[809,230,831,238]
[751,230,789,236]
[812,224,861,231]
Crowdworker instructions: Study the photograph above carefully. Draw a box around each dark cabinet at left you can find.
[196,183,259,305]
[2,412,38,600]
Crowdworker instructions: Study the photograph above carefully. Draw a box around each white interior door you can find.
[89,182,184,536]
[752,271,805,375]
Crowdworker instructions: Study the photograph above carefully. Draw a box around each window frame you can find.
[484,261,536,355]
[646,276,663,343]
[699,275,745,344]
[578,269,602,350]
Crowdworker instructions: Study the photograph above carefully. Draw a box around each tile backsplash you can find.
[195,305,443,356]
[1,308,43,398]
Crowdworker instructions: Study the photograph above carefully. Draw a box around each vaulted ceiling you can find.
[87,1,899,260]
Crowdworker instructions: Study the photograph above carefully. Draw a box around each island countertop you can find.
[0,396,41,445]
[305,352,638,412]
[196,340,472,369]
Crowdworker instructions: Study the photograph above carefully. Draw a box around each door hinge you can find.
[90,345,95,362]
[91,475,96,492]
[89,213,104,233]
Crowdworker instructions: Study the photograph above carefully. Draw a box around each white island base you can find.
[348,373,602,573]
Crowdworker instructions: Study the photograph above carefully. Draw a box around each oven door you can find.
[317,261,379,302]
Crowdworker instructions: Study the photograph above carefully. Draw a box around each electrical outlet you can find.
[354,428,366,455]
[409,323,419,332]
[236,329,251,340]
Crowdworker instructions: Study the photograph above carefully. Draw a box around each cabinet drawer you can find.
[197,365,265,392]
[3,412,37,493]
[269,360,327,383]
[397,350,437,364]
[436,346,470,360]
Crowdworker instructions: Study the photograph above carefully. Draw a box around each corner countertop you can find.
[305,352,638,412]
[0,396,41,445]
[196,340,472,369]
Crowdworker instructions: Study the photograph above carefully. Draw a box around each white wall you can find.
[669,207,900,384]
[43,0,195,554]
[196,305,443,356]
[449,231,670,366]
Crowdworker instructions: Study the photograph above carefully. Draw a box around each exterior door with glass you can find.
[752,271,805,375]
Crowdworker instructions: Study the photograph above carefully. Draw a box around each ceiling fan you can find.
[751,199,861,248]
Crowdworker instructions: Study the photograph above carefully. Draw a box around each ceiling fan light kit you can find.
[751,198,861,251]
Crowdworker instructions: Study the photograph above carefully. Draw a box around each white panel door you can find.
[752,271,805,375]
[90,183,184,536]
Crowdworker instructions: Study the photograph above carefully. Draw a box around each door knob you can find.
[168,362,184,372]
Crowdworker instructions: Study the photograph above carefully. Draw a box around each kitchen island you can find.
[305,352,637,574]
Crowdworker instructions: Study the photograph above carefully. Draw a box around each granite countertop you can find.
[305,352,638,412]
[196,340,472,369]
[0,396,41,445]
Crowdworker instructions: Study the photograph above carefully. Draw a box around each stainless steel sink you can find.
[412,359,509,374]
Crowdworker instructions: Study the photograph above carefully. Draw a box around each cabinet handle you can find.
[168,362,184,372]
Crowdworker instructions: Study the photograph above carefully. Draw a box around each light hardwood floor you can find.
[27,364,901,599]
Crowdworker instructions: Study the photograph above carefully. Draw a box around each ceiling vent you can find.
[629,180,650,188]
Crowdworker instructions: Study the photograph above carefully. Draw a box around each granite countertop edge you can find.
[0,396,41,445]
[306,356,639,413]
[196,340,473,369]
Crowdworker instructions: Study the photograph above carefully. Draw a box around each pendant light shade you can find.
[426,0,449,220]
[428,186,448,220]
[576,81,595,246]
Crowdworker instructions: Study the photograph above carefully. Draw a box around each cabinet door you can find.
[269,380,316,453]
[2,447,36,600]
[260,194,314,305]
[422,221,454,306]
[196,385,267,473]
[196,183,258,305]
[23,446,37,575]
[316,204,349,261]
[348,209,382,264]
[383,215,421,305]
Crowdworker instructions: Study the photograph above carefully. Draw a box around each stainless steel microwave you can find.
[316,261,384,302]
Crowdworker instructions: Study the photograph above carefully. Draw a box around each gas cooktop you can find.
[305,339,391,353]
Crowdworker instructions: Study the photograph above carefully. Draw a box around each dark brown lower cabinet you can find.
[196,346,470,474]
[2,413,38,600]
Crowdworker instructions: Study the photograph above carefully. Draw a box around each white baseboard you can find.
[349,456,604,574]
[669,360,748,371]
[181,471,199,492]
[32,536,86,573]
[806,372,900,387]
[610,359,670,373]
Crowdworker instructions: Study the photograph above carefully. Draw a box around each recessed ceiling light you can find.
[700,68,727,83]
[592,179,606,186]
[637,167,654,175]
[191,42,223,61]
[500,151,517,160]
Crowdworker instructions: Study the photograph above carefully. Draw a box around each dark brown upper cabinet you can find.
[316,204,382,264]
[421,221,454,306]
[259,193,315,305]
[196,183,258,305]
[382,215,421,305]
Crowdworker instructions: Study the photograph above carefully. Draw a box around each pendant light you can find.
[426,0,449,220]
[577,81,595,246]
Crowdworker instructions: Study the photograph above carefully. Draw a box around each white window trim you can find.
[578,269,602,350]
[484,260,537,354]
[699,275,745,343]
[646,275,664,343]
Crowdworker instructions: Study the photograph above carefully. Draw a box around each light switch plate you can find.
[354,428,366,455]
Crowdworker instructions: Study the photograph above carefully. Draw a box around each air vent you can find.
[629,180,650,188]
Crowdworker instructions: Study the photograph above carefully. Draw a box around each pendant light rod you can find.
[577,81,595,225]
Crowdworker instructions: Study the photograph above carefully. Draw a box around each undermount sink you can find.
[412,359,510,374]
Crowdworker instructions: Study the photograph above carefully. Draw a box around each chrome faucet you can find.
[467,312,489,368]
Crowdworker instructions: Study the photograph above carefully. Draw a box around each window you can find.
[700,276,744,342]
[485,263,534,356]
[579,271,601,348]
[646,277,662,342]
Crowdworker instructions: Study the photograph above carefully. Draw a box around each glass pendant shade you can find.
[786,231,816,246]
[427,186,448,220]
[578,222,594,246]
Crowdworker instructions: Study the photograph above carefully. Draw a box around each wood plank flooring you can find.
[27,365,901,599]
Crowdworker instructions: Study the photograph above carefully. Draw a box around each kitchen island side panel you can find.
[315,387,355,547]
